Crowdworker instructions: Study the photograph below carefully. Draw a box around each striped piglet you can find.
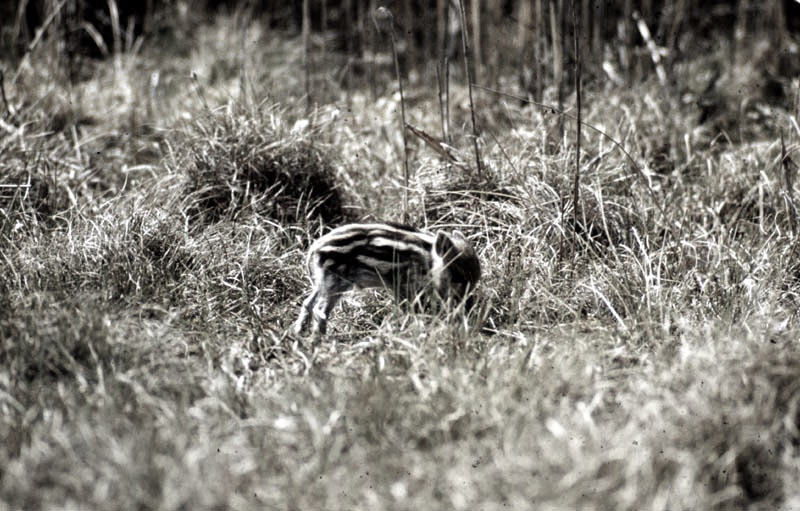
[294,223,481,336]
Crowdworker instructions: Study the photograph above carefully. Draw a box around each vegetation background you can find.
[2,0,800,509]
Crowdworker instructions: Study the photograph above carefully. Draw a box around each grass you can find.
[2,11,800,511]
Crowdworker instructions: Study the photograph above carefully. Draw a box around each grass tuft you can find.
[0,294,114,385]
[181,103,348,227]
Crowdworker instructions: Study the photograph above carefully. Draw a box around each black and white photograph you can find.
[1,1,800,509]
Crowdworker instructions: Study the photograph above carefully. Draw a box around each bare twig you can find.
[11,0,70,86]
[0,70,17,121]
[534,0,545,100]
[634,11,667,87]
[302,0,311,111]
[436,59,450,144]
[457,0,483,177]
[375,7,411,223]
[550,0,565,147]
[108,0,121,56]
[405,123,468,172]
[483,125,518,176]
[781,132,799,236]
[445,57,451,144]
[25,0,69,54]
[191,72,210,112]
[571,0,582,258]
[470,0,481,83]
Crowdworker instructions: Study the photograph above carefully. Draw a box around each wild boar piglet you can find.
[294,223,481,336]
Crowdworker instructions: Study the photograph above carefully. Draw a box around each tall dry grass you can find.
[1,7,800,511]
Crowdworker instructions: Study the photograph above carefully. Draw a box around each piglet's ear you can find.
[434,232,455,258]
[451,230,466,244]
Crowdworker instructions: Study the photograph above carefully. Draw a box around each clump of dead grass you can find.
[180,103,348,227]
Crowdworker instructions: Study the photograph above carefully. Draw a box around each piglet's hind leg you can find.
[310,273,351,336]
[294,288,320,335]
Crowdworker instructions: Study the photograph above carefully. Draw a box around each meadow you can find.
[2,4,800,510]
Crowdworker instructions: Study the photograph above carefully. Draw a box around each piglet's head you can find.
[432,230,481,306]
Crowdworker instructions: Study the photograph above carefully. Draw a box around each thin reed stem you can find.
[457,0,482,178]
[375,7,411,223]
[571,0,582,259]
